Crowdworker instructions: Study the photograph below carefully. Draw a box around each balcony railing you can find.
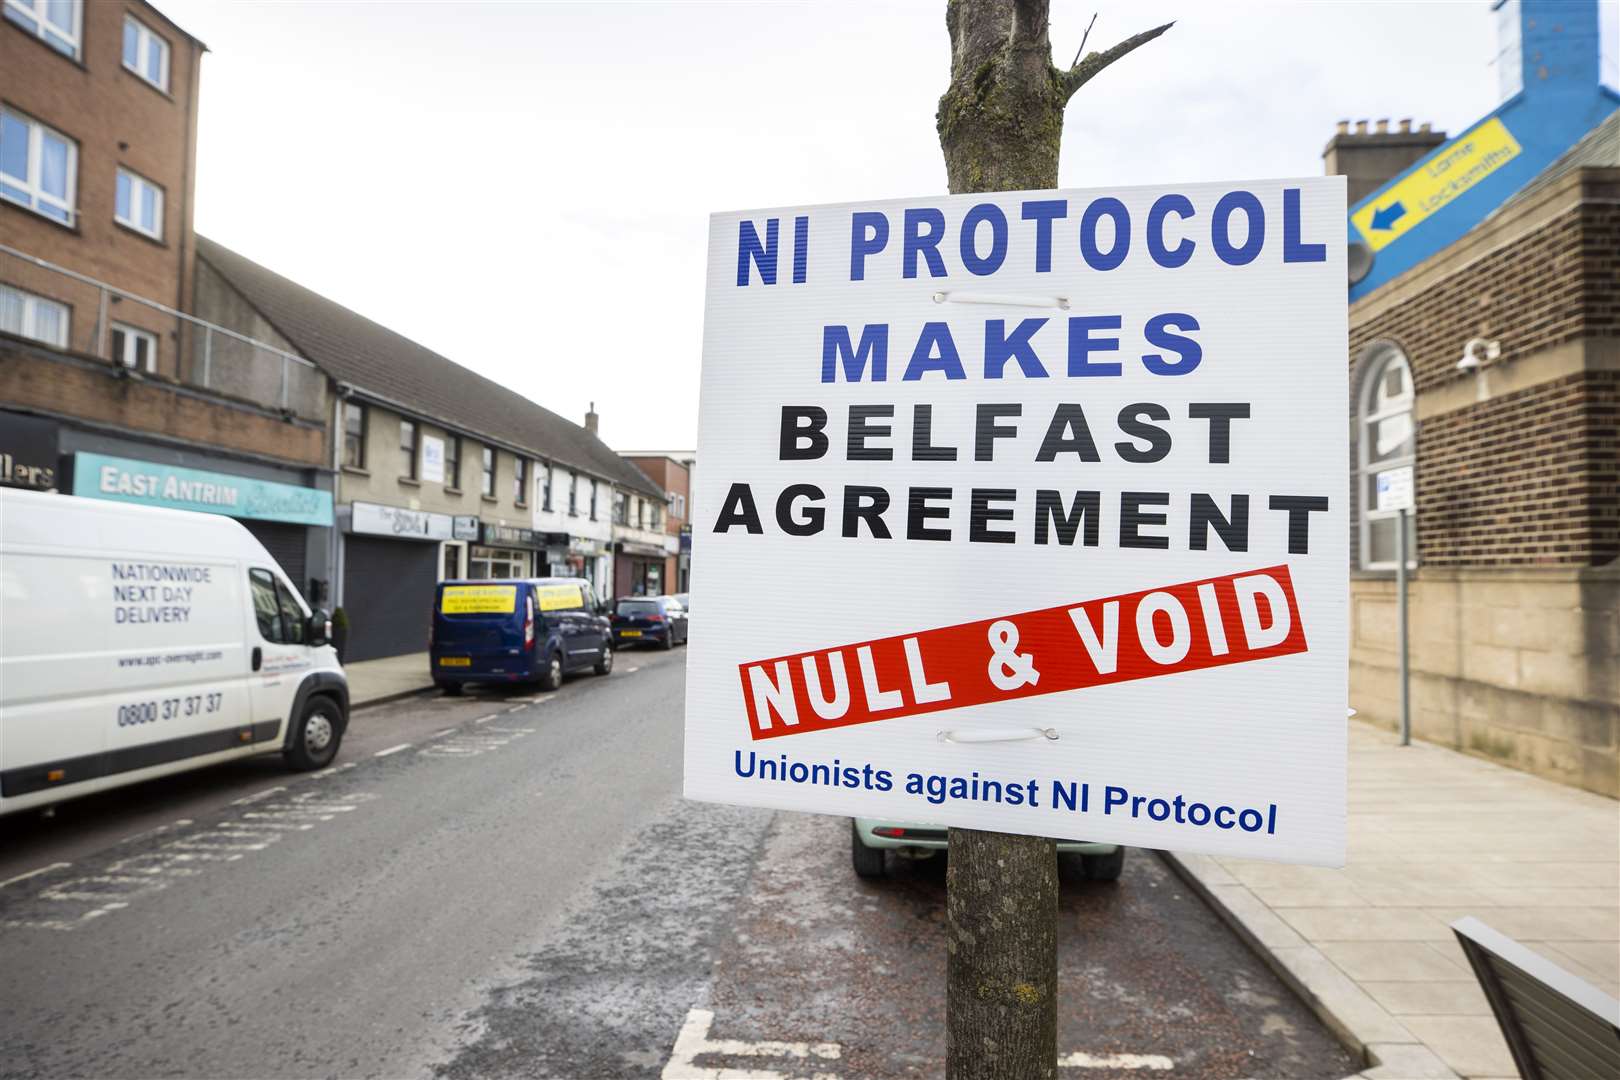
[1,243,326,421]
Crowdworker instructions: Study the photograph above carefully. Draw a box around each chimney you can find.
[1323,118,1447,207]
[584,401,599,435]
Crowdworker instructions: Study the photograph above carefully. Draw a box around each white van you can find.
[0,487,348,816]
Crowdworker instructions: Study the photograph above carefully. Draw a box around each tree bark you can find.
[937,3,1169,1077]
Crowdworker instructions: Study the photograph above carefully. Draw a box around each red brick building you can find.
[1335,115,1619,796]
[623,452,693,594]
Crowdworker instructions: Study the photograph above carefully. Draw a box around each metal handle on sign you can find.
[932,290,1070,310]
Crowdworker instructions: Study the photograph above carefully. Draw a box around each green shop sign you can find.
[72,452,334,526]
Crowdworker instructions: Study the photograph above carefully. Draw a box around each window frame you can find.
[444,435,461,489]
[613,490,628,525]
[514,456,528,506]
[480,446,495,497]
[0,283,70,347]
[399,417,417,480]
[110,321,157,372]
[0,106,78,226]
[114,166,164,240]
[567,471,578,516]
[540,460,552,511]
[589,479,598,521]
[342,401,367,469]
[1357,343,1416,571]
[3,0,82,59]
[121,13,171,92]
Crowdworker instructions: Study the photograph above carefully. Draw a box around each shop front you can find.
[0,412,60,492]
[472,523,557,579]
[615,539,668,598]
[564,536,608,600]
[340,501,454,662]
[68,448,333,596]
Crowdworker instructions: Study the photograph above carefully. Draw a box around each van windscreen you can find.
[440,584,518,615]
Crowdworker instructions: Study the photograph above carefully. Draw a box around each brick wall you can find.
[1415,371,1620,566]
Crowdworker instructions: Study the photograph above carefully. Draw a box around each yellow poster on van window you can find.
[1351,117,1522,252]
[535,584,585,611]
[441,585,517,614]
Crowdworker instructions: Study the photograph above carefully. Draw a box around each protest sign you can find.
[687,178,1348,864]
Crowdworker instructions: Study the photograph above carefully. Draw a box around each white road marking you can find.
[1058,1051,1174,1070]
[0,862,71,890]
[625,666,641,673]
[471,716,499,726]
[118,818,194,844]
[374,743,413,757]
[231,786,285,806]
[505,704,527,714]
[662,1008,840,1080]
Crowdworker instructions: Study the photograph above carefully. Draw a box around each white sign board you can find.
[1375,465,1413,513]
[349,500,453,540]
[421,435,446,485]
[687,179,1349,866]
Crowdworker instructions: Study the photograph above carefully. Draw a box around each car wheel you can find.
[284,695,342,771]
[661,629,675,651]
[437,680,463,697]
[851,820,886,879]
[1057,852,1087,884]
[539,651,563,691]
[594,646,613,676]
[1082,847,1126,883]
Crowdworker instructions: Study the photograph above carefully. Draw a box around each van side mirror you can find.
[307,609,332,647]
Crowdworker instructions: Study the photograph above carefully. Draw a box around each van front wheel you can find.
[285,696,342,771]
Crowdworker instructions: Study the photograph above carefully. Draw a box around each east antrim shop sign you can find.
[687,179,1349,866]
[74,453,334,526]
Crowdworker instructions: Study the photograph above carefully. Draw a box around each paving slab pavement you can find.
[343,650,436,706]
[1166,720,1619,1080]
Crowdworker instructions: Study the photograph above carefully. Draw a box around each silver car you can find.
[850,818,1124,881]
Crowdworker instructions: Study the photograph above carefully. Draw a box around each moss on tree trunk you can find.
[936,3,1170,1077]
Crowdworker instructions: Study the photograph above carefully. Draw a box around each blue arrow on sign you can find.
[1369,201,1407,231]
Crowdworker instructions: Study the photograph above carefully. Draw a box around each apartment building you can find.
[1,0,336,591]
[194,239,666,662]
[623,451,693,593]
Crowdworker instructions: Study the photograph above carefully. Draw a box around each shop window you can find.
[0,106,77,225]
[1358,343,1416,570]
[110,322,156,372]
[514,457,528,506]
[400,418,417,479]
[469,547,528,579]
[343,402,366,469]
[445,435,461,489]
[3,0,81,59]
[481,446,495,497]
[122,14,170,92]
[115,167,163,239]
[0,284,69,347]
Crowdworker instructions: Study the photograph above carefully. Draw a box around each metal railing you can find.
[1,243,326,421]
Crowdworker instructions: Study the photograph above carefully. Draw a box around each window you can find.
[635,498,645,528]
[114,167,163,239]
[514,457,528,505]
[110,322,156,371]
[468,547,528,579]
[249,568,306,644]
[481,446,495,497]
[540,461,552,511]
[400,418,417,479]
[343,401,366,469]
[122,15,170,91]
[671,493,686,520]
[589,479,598,521]
[1358,344,1416,570]
[3,0,81,59]
[568,472,578,516]
[613,491,628,525]
[651,502,662,530]
[445,435,461,489]
[0,107,76,225]
[0,284,68,346]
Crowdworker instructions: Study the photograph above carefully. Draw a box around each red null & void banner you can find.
[739,566,1307,740]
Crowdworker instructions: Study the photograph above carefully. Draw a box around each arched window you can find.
[1358,343,1415,569]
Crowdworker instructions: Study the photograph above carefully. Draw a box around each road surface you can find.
[0,649,1359,1079]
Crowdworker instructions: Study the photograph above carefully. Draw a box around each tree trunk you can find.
[936,3,1169,1077]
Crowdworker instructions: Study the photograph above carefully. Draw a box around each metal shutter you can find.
[342,535,438,662]
[241,520,308,591]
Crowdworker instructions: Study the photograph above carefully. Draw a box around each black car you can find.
[611,596,689,649]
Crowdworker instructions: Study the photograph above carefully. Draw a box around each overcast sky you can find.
[156,0,1507,450]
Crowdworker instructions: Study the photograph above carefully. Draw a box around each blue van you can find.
[430,578,612,694]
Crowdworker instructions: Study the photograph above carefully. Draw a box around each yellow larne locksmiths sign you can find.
[1352,117,1522,252]
[534,584,585,611]
[440,585,517,614]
